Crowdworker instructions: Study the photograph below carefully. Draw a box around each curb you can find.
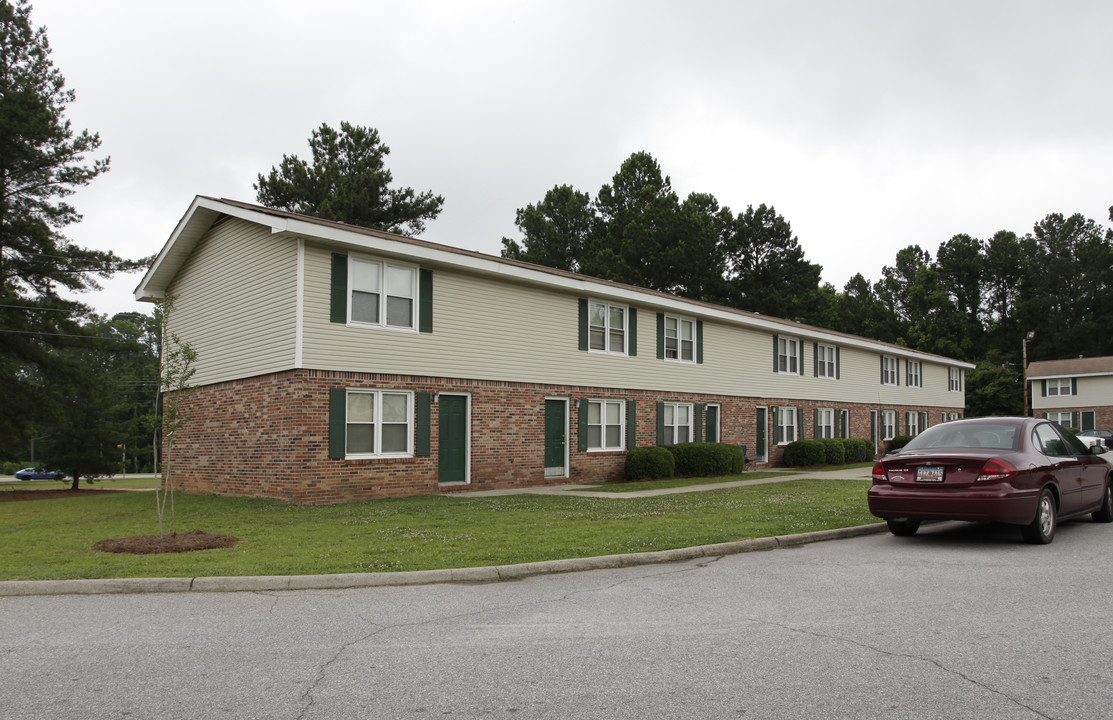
[0,523,887,597]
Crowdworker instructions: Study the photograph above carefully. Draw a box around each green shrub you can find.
[783,439,825,467]
[844,438,876,462]
[664,442,746,477]
[2,461,27,475]
[624,446,675,481]
[888,435,913,453]
[819,438,846,465]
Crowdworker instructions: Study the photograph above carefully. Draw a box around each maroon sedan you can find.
[869,416,1113,544]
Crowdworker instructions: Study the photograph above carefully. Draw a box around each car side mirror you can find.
[1090,445,1108,455]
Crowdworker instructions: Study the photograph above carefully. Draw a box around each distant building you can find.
[1028,356,1113,430]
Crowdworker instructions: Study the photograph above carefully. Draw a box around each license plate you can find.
[916,466,945,483]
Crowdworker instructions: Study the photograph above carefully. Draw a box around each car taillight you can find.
[976,458,1017,483]
[871,462,888,482]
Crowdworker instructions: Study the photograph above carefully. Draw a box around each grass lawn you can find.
[0,476,876,582]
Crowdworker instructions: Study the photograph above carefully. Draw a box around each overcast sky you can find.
[33,0,1113,317]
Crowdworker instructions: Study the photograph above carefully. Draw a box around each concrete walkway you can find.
[0,466,883,597]
[458,466,874,498]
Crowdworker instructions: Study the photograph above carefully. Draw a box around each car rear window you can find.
[901,422,1020,451]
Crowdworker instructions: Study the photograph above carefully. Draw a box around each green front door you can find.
[705,405,719,443]
[756,407,768,463]
[438,395,468,483]
[544,399,567,478]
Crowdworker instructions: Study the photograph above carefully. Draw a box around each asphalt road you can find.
[3,518,1112,720]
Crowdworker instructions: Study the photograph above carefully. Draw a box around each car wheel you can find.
[1021,488,1056,544]
[1093,481,1113,523]
[886,518,920,537]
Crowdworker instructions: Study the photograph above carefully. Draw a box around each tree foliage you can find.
[502,152,1113,418]
[255,121,444,237]
[0,0,148,459]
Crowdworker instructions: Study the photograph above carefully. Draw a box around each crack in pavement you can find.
[751,617,1059,720]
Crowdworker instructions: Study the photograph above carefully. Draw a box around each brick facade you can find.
[166,369,964,504]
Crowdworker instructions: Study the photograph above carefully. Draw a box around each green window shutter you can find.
[656,402,665,446]
[1071,378,1078,395]
[415,392,431,457]
[920,412,928,432]
[418,269,433,333]
[656,313,665,359]
[578,299,588,351]
[814,409,820,438]
[627,400,637,449]
[772,335,779,372]
[880,356,885,384]
[797,407,804,439]
[696,320,704,364]
[577,399,588,451]
[870,411,877,446]
[328,388,346,459]
[773,407,783,444]
[1041,380,1047,397]
[813,344,819,377]
[797,343,804,376]
[694,403,704,442]
[628,308,638,356]
[330,253,348,324]
[835,348,841,379]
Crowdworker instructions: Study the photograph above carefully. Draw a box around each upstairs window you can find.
[589,301,627,354]
[948,367,963,392]
[816,344,838,379]
[776,336,801,375]
[664,315,695,362]
[349,256,416,330]
[881,356,899,386]
[1045,378,1074,397]
[906,360,922,388]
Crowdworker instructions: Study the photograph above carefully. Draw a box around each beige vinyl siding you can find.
[301,244,961,407]
[167,219,298,386]
[1033,376,1113,410]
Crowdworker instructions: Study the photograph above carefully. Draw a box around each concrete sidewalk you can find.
[458,466,873,498]
[0,467,882,597]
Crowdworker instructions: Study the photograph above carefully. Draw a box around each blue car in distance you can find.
[13,467,66,481]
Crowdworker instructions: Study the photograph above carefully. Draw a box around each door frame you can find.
[755,406,768,464]
[437,392,471,485]
[544,397,569,479]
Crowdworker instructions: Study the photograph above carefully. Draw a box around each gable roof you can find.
[136,195,974,368]
[1027,356,1113,379]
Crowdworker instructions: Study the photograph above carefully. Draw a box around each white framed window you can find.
[589,301,627,355]
[816,344,838,379]
[349,256,417,330]
[1046,411,1074,427]
[948,367,963,392]
[906,360,922,388]
[774,406,797,445]
[587,399,625,451]
[947,412,961,421]
[881,410,896,441]
[345,389,413,457]
[1046,378,1074,397]
[662,402,693,445]
[664,315,695,362]
[777,336,801,374]
[881,356,899,385]
[906,411,923,436]
[816,408,835,439]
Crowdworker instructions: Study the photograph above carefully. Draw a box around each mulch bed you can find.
[93,529,240,554]
[2,488,239,554]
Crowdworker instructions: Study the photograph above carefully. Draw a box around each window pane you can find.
[681,339,693,361]
[665,404,675,424]
[609,327,623,351]
[346,423,374,454]
[351,291,379,324]
[589,328,605,351]
[381,393,408,422]
[351,258,380,292]
[665,317,677,338]
[678,427,690,444]
[347,393,374,422]
[606,425,621,448]
[588,402,601,425]
[664,427,675,445]
[590,303,606,327]
[381,423,408,453]
[386,265,413,296]
[587,426,602,448]
[386,296,413,327]
[605,401,621,425]
[678,405,690,424]
[609,306,624,330]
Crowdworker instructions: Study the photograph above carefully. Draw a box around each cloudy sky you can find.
[33,0,1113,317]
